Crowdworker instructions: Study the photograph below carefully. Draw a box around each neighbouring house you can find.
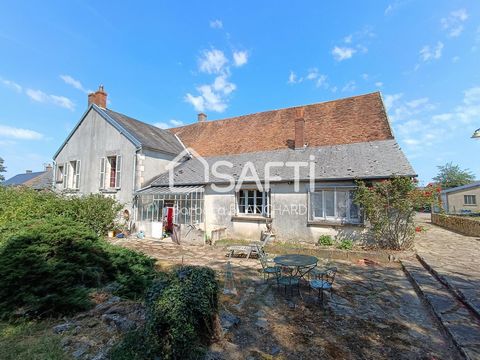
[53,86,415,243]
[3,165,53,190]
[440,182,480,214]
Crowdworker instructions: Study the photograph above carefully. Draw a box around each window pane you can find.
[312,192,323,218]
[349,191,359,219]
[336,190,348,219]
[324,190,335,217]
[255,191,263,214]
[247,191,255,213]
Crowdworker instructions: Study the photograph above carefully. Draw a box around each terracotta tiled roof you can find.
[170,92,393,157]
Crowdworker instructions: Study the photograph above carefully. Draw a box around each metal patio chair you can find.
[309,267,337,307]
[258,248,280,283]
[277,265,301,296]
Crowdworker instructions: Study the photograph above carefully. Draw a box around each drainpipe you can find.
[132,151,139,224]
[52,160,56,191]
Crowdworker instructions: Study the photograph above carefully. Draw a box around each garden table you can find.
[273,254,318,280]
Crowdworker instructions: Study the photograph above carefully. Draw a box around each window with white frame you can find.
[55,164,64,183]
[464,194,477,205]
[309,186,360,223]
[100,155,122,189]
[237,189,270,216]
[63,160,80,190]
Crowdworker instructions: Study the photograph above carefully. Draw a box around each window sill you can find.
[307,220,364,227]
[231,215,270,222]
[55,180,63,184]
[463,204,477,206]
[63,189,80,193]
[100,188,120,194]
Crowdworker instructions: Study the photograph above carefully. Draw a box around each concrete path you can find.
[415,213,480,318]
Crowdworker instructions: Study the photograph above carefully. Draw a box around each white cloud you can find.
[198,49,228,74]
[341,81,356,92]
[419,42,443,62]
[26,88,75,110]
[316,74,328,88]
[387,95,435,122]
[441,9,468,37]
[288,68,329,89]
[170,119,184,127]
[384,93,403,110]
[0,77,22,92]
[185,75,236,113]
[187,45,248,113]
[212,75,236,94]
[154,119,184,129]
[288,71,300,84]
[233,50,248,67]
[332,46,356,61]
[406,97,430,109]
[305,69,317,80]
[25,89,47,102]
[343,35,352,44]
[50,95,76,110]
[375,81,383,87]
[209,19,223,29]
[0,125,43,140]
[452,56,460,63]
[60,74,91,94]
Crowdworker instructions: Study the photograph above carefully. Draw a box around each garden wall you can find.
[431,214,480,237]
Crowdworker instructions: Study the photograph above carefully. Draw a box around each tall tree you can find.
[0,157,5,182]
[433,162,475,189]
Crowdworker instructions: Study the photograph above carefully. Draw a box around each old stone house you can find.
[53,86,415,243]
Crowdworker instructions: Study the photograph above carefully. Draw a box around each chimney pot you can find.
[88,85,108,108]
[198,113,207,122]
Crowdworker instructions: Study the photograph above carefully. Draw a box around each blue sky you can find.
[0,1,479,185]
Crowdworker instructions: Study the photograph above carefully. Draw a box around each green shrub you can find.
[0,187,122,238]
[317,234,334,246]
[110,266,219,360]
[0,217,156,318]
[337,239,354,250]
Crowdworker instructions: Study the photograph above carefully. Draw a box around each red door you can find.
[165,207,174,232]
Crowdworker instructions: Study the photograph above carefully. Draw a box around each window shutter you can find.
[99,157,105,189]
[115,155,122,188]
[63,162,68,188]
[75,160,81,189]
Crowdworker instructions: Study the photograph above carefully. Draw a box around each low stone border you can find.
[215,241,412,264]
[431,213,480,237]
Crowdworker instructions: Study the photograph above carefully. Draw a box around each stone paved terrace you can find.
[110,237,460,359]
[415,213,480,318]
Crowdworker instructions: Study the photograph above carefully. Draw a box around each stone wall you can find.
[431,213,480,237]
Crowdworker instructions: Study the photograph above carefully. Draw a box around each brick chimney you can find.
[294,107,305,149]
[88,85,107,108]
[197,113,207,122]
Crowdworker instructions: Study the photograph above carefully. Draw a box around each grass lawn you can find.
[0,320,69,360]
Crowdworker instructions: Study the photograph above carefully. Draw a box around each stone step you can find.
[416,253,480,322]
[402,259,480,360]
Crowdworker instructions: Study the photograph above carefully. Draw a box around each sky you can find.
[0,1,479,185]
